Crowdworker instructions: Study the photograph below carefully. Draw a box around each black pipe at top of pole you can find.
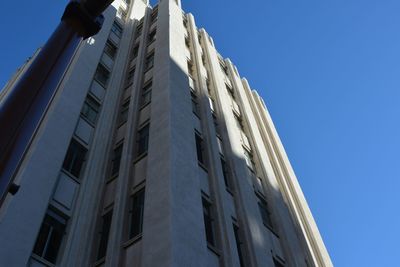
[0,0,114,207]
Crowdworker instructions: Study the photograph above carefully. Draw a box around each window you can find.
[141,81,152,107]
[136,22,143,36]
[117,7,127,21]
[256,177,264,193]
[118,100,130,125]
[233,224,245,267]
[191,92,200,117]
[212,114,220,135]
[220,158,230,189]
[202,54,207,66]
[257,195,273,229]
[150,8,158,23]
[226,84,235,98]
[111,145,123,176]
[202,198,215,246]
[125,68,135,88]
[129,188,145,239]
[209,97,215,113]
[81,95,100,125]
[144,53,154,71]
[136,124,150,157]
[189,76,195,90]
[111,21,123,38]
[185,35,190,48]
[206,78,211,92]
[216,136,224,155]
[234,114,244,131]
[63,139,87,178]
[33,210,67,264]
[220,61,228,75]
[104,40,117,59]
[187,60,194,76]
[94,64,110,87]
[97,210,113,260]
[148,30,157,44]
[243,148,254,170]
[131,45,139,60]
[183,15,188,28]
[274,258,285,267]
[195,133,206,166]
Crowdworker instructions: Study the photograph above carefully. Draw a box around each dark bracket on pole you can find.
[62,1,105,39]
[8,183,20,196]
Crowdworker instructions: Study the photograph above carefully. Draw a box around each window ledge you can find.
[134,152,148,164]
[93,257,106,267]
[30,254,55,267]
[207,244,221,257]
[123,234,143,248]
[80,114,96,128]
[265,223,280,238]
[139,101,151,111]
[193,111,201,120]
[226,187,235,196]
[144,66,153,73]
[60,169,81,184]
[106,174,118,184]
[198,162,208,173]
[147,39,156,46]
[117,121,127,129]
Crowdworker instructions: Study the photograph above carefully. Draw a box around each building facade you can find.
[0,0,332,266]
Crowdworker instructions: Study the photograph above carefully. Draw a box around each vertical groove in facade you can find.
[0,1,332,267]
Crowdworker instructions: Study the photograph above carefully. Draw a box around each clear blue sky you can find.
[1,1,399,266]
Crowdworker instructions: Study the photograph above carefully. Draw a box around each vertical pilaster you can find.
[248,88,333,267]
[187,14,242,267]
[200,29,267,267]
[140,1,208,266]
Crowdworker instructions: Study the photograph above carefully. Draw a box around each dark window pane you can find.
[136,125,150,157]
[191,92,200,116]
[97,211,113,260]
[233,224,245,267]
[258,197,273,229]
[33,221,51,257]
[33,212,67,264]
[62,140,87,178]
[81,95,100,124]
[125,68,135,87]
[111,22,123,37]
[104,40,117,59]
[141,82,152,107]
[111,145,123,176]
[148,30,156,44]
[118,101,130,125]
[44,224,64,263]
[129,189,145,239]
[150,9,158,22]
[136,22,143,35]
[141,90,152,107]
[274,258,285,267]
[202,198,215,246]
[144,53,154,71]
[195,134,205,165]
[94,64,110,87]
[131,45,139,60]
[220,158,230,189]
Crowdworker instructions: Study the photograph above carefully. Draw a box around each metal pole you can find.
[0,0,114,207]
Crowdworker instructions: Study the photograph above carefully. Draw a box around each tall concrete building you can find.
[0,0,332,266]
